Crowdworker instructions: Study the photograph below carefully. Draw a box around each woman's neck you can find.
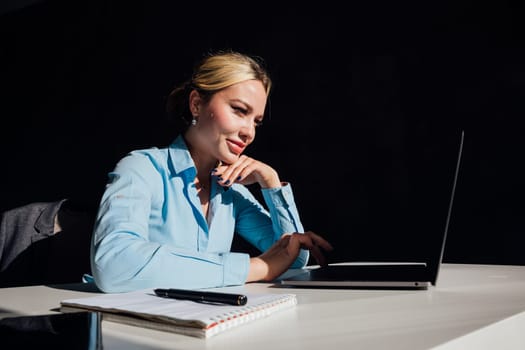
[183,133,217,177]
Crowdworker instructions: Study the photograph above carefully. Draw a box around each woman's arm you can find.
[247,231,333,282]
[216,156,333,280]
[91,152,250,293]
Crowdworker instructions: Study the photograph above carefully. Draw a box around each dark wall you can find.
[1,1,524,265]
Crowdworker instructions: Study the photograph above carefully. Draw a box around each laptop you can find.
[281,130,465,289]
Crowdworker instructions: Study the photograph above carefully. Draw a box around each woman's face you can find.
[190,79,267,165]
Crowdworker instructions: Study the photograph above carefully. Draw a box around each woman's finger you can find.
[309,243,328,267]
[306,231,334,252]
[292,232,332,267]
[216,156,255,186]
[286,234,302,257]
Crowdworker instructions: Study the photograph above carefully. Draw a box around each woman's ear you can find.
[189,90,201,117]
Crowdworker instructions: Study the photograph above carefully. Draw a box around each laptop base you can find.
[280,263,432,289]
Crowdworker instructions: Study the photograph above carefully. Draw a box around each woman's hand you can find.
[214,155,281,189]
[246,231,334,282]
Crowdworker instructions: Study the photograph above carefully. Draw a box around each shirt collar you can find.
[167,135,230,194]
[168,135,196,178]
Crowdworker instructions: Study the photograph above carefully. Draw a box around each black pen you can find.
[153,288,248,306]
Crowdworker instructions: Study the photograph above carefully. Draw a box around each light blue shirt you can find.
[91,135,309,292]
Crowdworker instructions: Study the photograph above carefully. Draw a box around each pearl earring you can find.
[191,117,197,126]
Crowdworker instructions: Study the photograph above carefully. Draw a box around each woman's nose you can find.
[239,119,255,142]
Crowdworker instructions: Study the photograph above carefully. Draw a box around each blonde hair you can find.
[192,51,271,95]
[166,50,272,131]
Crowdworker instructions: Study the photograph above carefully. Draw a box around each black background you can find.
[1,1,524,265]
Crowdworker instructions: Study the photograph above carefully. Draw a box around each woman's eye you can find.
[233,106,247,114]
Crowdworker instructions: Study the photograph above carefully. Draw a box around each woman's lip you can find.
[226,139,245,154]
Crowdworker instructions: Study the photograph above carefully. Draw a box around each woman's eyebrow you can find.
[230,98,264,119]
[230,98,250,108]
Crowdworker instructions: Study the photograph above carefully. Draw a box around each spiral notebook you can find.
[60,289,297,338]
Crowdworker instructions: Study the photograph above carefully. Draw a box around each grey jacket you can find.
[0,199,93,287]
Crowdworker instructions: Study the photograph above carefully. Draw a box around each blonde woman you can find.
[91,50,332,293]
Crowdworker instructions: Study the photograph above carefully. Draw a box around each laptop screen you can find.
[300,128,464,269]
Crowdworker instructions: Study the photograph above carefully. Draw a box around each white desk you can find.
[1,263,525,349]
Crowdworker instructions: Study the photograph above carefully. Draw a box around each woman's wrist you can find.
[259,168,281,189]
[247,257,269,282]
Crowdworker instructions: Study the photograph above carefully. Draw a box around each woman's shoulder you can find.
[116,146,170,173]
[129,146,168,159]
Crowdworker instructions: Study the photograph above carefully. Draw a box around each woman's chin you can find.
[222,154,240,165]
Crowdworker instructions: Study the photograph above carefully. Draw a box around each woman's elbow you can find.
[91,253,136,293]
[92,265,127,293]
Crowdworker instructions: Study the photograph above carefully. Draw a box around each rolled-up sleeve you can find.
[233,183,310,269]
[262,183,304,234]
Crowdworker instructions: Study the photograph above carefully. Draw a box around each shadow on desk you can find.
[46,282,101,293]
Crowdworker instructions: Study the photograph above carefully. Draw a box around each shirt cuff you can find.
[261,182,296,208]
[222,252,250,286]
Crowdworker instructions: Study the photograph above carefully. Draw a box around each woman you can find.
[91,50,332,292]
